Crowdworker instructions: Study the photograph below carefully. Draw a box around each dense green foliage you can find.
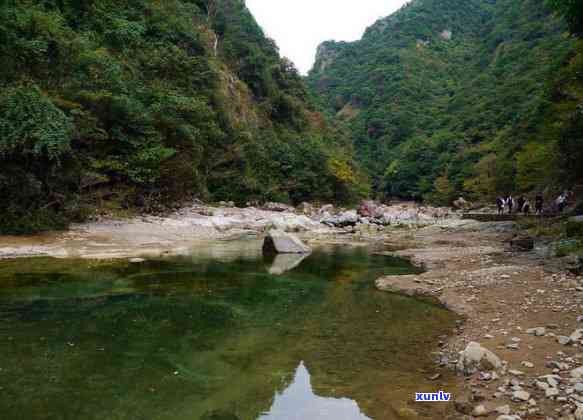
[0,0,365,233]
[547,0,583,37]
[308,0,580,203]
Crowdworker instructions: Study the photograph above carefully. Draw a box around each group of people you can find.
[495,191,573,215]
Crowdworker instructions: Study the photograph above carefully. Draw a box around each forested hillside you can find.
[308,0,581,204]
[0,0,366,233]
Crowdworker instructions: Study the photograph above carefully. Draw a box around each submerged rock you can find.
[262,229,311,255]
[456,342,503,375]
[268,253,309,275]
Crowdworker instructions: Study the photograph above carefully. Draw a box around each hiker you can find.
[506,195,514,214]
[535,193,544,214]
[496,196,505,215]
[522,199,531,215]
[517,196,526,213]
[556,191,568,213]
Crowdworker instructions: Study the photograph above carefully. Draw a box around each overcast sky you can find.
[246,0,410,74]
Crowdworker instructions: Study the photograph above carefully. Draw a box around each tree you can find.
[547,0,583,37]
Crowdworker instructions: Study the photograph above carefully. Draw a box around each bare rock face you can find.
[262,229,311,255]
[456,342,503,375]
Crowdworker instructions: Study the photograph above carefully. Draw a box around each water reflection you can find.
[260,362,371,420]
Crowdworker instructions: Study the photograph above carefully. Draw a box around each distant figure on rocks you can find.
[517,196,525,213]
[496,197,505,215]
[556,192,568,213]
[535,193,544,215]
[522,200,531,215]
[506,195,514,214]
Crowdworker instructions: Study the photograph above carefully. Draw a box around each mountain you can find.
[308,0,579,203]
[0,0,366,233]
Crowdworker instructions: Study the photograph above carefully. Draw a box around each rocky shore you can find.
[0,200,456,260]
[375,215,583,419]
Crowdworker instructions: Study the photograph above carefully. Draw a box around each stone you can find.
[357,200,379,218]
[321,210,359,227]
[268,253,309,275]
[558,336,572,345]
[129,257,146,263]
[296,202,314,215]
[262,229,311,255]
[496,416,520,420]
[575,382,583,393]
[511,390,530,401]
[509,369,525,376]
[496,405,511,415]
[571,329,583,343]
[510,236,535,252]
[527,327,546,336]
[454,397,473,415]
[546,387,560,398]
[521,361,534,368]
[572,366,583,379]
[262,202,295,212]
[576,406,583,420]
[453,196,472,210]
[456,342,503,375]
[472,405,492,417]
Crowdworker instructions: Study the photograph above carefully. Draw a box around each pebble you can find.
[546,387,560,398]
[496,405,511,415]
[527,327,546,336]
[472,404,491,417]
[521,361,534,368]
[558,336,572,345]
[507,343,520,350]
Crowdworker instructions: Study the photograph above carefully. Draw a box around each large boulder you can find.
[456,342,503,375]
[453,196,472,210]
[262,229,311,255]
[358,200,378,218]
[321,210,359,227]
[296,202,314,216]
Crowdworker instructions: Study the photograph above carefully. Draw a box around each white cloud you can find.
[246,0,410,74]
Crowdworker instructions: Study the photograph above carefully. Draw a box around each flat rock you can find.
[375,275,437,299]
[511,390,530,401]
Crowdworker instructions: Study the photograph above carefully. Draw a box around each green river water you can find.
[0,242,458,420]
